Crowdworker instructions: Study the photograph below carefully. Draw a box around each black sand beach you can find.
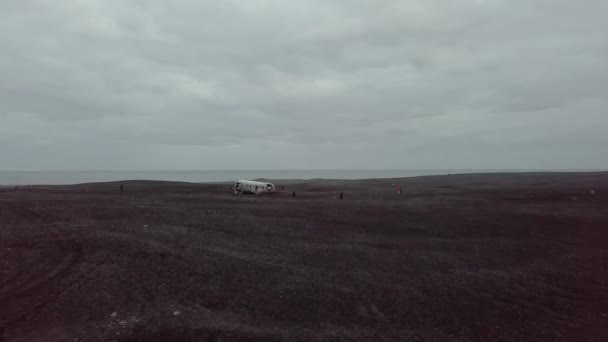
[1,172,608,341]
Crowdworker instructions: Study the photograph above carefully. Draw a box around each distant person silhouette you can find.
[292,191,296,198]
[340,192,343,199]
[120,184,124,192]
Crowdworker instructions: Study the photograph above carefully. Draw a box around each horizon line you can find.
[1,168,607,173]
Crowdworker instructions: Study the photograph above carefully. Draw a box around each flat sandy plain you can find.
[1,172,608,341]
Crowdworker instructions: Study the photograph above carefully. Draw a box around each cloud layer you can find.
[1,0,607,170]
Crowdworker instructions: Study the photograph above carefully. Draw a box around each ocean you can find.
[0,169,601,185]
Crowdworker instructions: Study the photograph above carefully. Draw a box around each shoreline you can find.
[1,170,607,187]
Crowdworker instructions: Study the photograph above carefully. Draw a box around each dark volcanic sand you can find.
[1,172,608,341]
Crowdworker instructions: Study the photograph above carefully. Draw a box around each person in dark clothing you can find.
[292,191,296,198]
[339,192,343,199]
[120,184,124,192]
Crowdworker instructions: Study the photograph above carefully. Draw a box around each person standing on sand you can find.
[340,192,343,199]
[120,184,124,193]
[397,186,402,194]
[292,191,296,198]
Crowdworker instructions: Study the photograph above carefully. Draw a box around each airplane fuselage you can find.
[231,180,275,195]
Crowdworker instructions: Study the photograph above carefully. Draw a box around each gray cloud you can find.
[1,0,607,170]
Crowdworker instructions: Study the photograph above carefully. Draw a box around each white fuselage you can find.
[232,180,275,195]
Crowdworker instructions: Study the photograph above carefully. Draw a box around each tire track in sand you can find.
[0,202,87,336]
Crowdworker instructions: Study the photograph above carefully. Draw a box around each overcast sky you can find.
[1,0,607,170]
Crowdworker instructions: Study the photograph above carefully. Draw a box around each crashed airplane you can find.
[231,180,275,195]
